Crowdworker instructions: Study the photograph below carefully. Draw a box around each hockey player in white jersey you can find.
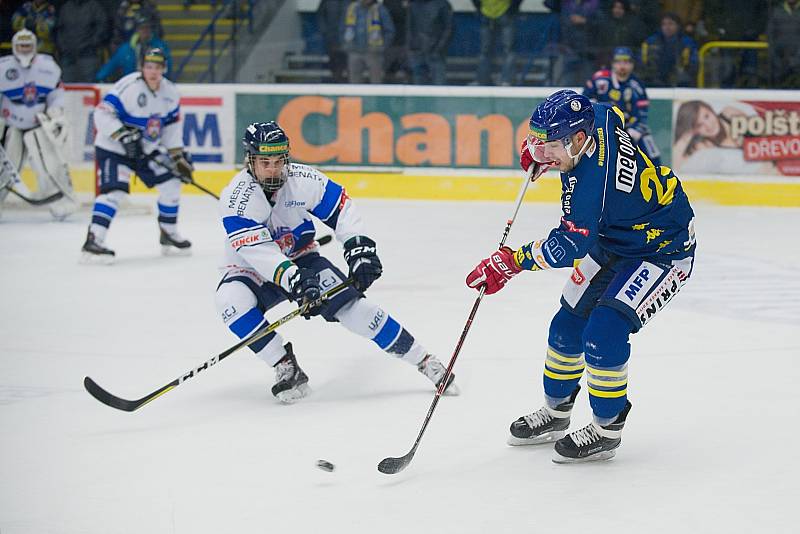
[215,121,458,403]
[0,29,77,219]
[81,47,193,263]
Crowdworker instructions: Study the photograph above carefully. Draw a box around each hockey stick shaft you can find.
[144,150,220,200]
[84,278,353,412]
[378,165,536,474]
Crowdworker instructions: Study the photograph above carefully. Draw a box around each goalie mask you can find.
[242,121,290,193]
[12,29,38,69]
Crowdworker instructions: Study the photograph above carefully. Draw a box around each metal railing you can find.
[173,0,254,82]
[697,40,768,88]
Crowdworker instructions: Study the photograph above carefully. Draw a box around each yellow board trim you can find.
[544,369,584,381]
[587,386,627,398]
[50,168,800,208]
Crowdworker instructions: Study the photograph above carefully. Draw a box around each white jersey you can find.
[94,72,182,157]
[0,54,63,131]
[218,163,365,288]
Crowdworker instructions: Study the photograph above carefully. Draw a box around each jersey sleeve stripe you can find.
[310,180,343,221]
[103,93,148,128]
[222,215,263,235]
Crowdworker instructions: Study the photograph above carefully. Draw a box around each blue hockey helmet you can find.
[612,46,634,63]
[243,121,291,192]
[528,90,595,144]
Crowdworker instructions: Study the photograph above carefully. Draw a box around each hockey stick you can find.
[5,186,64,206]
[143,150,220,200]
[84,277,353,412]
[378,165,537,475]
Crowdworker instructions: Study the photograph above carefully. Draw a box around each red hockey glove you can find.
[519,138,553,180]
[465,246,522,295]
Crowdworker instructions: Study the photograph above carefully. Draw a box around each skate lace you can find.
[274,359,296,383]
[523,408,553,429]
[570,424,602,447]
[418,355,445,382]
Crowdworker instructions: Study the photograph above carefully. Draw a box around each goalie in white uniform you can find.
[81,47,193,262]
[215,121,458,403]
[0,29,77,219]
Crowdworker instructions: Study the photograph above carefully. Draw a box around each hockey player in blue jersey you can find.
[466,90,696,463]
[214,121,458,403]
[583,46,662,167]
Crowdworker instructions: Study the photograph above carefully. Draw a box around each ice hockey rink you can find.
[1,194,798,534]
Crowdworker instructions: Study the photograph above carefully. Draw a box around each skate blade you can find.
[507,430,565,446]
[80,252,115,265]
[161,245,192,257]
[552,449,616,464]
[275,383,312,404]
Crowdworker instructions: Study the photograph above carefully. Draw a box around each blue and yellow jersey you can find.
[583,70,650,133]
[516,103,695,271]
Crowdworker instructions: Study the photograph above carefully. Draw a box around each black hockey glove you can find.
[288,267,322,318]
[343,236,382,292]
[169,148,194,184]
[115,127,143,160]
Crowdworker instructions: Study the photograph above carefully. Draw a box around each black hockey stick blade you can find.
[316,234,333,246]
[378,451,416,474]
[83,376,174,412]
[7,187,64,206]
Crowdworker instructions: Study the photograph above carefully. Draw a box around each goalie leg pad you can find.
[23,127,73,196]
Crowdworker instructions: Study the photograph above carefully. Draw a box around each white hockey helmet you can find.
[12,29,38,68]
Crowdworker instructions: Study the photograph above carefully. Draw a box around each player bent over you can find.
[0,29,77,220]
[81,48,194,263]
[467,91,696,463]
[215,122,458,403]
[583,47,661,166]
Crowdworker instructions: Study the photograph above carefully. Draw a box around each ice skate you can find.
[508,385,580,446]
[417,354,459,395]
[80,230,115,265]
[159,228,192,256]
[271,343,311,404]
[552,400,632,464]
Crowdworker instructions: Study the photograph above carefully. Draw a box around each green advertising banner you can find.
[237,92,673,169]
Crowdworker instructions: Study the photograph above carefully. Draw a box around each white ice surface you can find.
[1,196,798,534]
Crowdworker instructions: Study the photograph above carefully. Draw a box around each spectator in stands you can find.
[471,0,522,86]
[660,0,703,38]
[112,0,162,51]
[641,12,698,87]
[594,1,647,68]
[627,0,659,30]
[384,0,411,83]
[766,0,800,88]
[341,0,396,83]
[701,0,767,88]
[96,17,172,82]
[56,0,110,82]
[12,0,57,55]
[408,0,453,85]
[555,0,600,85]
[317,0,349,82]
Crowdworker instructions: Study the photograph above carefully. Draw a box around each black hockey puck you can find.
[316,459,335,472]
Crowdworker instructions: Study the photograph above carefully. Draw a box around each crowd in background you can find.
[317,0,800,88]
[1,0,798,88]
[0,0,170,82]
